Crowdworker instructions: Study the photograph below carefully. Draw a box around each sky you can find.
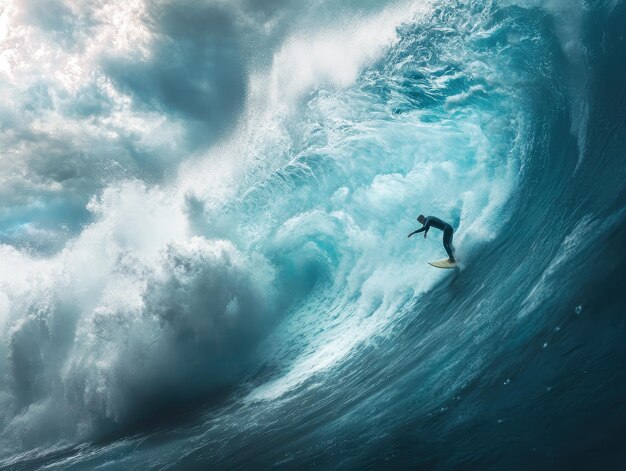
[0,0,250,252]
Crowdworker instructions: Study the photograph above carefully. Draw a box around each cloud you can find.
[103,1,246,144]
[0,0,278,253]
[0,0,233,252]
[18,0,79,35]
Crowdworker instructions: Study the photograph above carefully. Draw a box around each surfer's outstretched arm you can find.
[409,220,430,238]
[408,227,425,238]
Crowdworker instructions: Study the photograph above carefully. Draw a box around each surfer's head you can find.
[417,215,425,224]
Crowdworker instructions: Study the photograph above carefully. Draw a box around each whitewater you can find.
[0,0,625,469]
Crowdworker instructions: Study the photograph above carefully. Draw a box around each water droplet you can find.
[503,379,510,385]
[575,305,582,315]
[554,326,560,332]
[542,342,548,349]
[546,386,552,392]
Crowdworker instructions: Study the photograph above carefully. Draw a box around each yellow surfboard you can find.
[428,258,457,269]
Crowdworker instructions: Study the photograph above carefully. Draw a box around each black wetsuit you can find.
[414,216,455,261]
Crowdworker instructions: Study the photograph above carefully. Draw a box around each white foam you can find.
[0,181,281,453]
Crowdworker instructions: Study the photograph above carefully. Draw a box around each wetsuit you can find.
[414,216,455,261]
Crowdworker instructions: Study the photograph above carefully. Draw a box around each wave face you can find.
[1,0,626,469]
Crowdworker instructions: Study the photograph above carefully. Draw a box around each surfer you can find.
[408,215,455,262]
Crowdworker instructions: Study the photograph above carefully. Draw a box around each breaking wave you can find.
[1,0,625,468]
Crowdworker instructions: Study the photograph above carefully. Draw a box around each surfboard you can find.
[428,258,457,269]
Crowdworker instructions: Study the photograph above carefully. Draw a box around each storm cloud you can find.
[1,0,247,252]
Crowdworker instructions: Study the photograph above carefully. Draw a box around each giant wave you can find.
[1,0,625,469]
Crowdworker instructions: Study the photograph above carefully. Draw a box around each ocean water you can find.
[0,0,625,469]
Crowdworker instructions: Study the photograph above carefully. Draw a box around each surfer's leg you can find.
[443,227,455,262]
